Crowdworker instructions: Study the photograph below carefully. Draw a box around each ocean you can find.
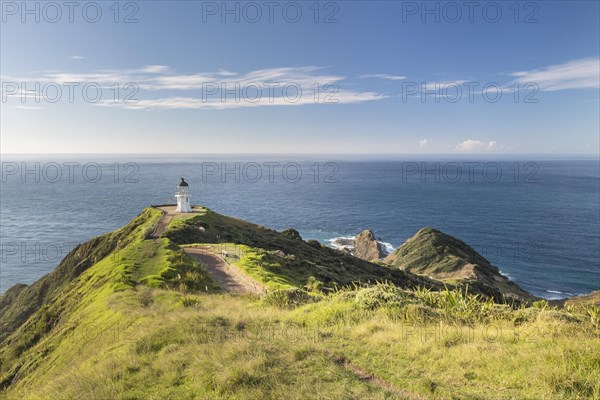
[1,155,599,299]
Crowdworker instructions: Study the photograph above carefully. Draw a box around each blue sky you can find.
[1,0,599,154]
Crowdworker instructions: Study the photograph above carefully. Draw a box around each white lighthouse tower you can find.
[175,177,192,213]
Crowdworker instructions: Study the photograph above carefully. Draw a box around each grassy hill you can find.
[384,228,535,302]
[0,208,598,399]
[163,209,442,292]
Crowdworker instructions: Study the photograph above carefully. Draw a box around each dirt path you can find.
[148,213,173,239]
[184,248,264,295]
[148,206,262,294]
[148,205,202,239]
[331,354,423,400]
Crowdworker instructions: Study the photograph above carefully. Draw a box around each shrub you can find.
[436,287,481,321]
[304,276,324,293]
[354,284,406,310]
[180,295,202,308]
[281,228,302,240]
[306,239,321,249]
[138,287,154,307]
[586,305,599,327]
[512,307,540,326]
[532,299,550,310]
[262,288,320,308]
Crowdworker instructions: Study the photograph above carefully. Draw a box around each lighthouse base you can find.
[175,195,192,213]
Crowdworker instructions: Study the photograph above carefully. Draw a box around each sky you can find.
[0,0,599,154]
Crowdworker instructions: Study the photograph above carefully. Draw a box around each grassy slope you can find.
[562,291,600,308]
[164,209,442,292]
[2,285,599,399]
[0,208,598,399]
[0,208,216,390]
[384,228,534,302]
[0,209,160,345]
[184,243,298,290]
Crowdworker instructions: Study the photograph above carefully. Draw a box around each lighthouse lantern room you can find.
[175,177,192,213]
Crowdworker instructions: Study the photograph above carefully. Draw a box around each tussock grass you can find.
[2,282,599,399]
[1,208,598,399]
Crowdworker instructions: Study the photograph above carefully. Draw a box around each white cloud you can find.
[360,74,407,81]
[419,138,428,148]
[455,139,500,152]
[147,73,216,90]
[143,67,333,91]
[1,65,386,109]
[36,72,132,84]
[140,65,170,74]
[217,69,238,77]
[98,90,384,110]
[71,55,85,60]
[511,57,600,91]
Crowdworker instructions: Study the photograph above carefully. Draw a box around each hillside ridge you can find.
[384,227,535,301]
[0,207,598,399]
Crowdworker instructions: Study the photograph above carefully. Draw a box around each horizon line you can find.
[1,152,599,156]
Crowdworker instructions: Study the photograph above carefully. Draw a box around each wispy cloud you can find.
[419,138,428,148]
[510,57,600,91]
[140,67,341,91]
[217,69,238,77]
[99,90,384,110]
[455,139,499,152]
[41,72,132,84]
[403,58,599,96]
[140,65,170,74]
[360,74,407,81]
[2,65,385,110]
[71,55,85,60]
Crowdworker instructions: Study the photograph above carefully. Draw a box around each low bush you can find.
[262,288,320,309]
[353,283,408,310]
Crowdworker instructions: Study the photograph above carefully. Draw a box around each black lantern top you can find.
[178,177,189,187]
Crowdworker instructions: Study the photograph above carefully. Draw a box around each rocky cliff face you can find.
[353,230,386,262]
[384,227,534,301]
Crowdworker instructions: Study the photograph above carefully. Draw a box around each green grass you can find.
[165,209,441,293]
[0,208,164,345]
[384,227,534,302]
[184,243,302,290]
[3,284,599,399]
[136,241,218,292]
[165,207,208,232]
[131,239,170,281]
[0,208,216,391]
[1,208,599,399]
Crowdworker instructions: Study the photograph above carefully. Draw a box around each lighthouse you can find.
[175,177,192,213]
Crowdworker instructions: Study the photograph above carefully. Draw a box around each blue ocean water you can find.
[1,155,599,299]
